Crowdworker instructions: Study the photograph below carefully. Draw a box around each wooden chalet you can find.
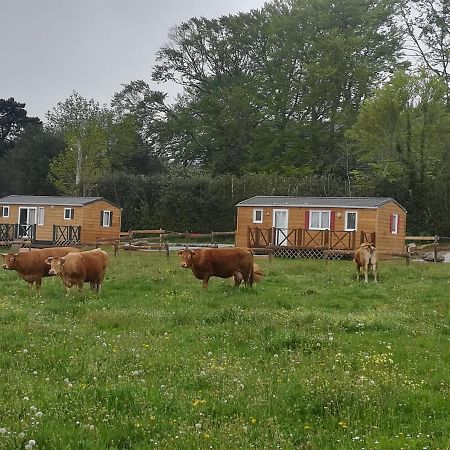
[236,196,406,256]
[0,195,121,246]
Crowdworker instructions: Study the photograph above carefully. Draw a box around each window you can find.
[64,208,74,220]
[101,210,112,227]
[309,210,331,230]
[1,206,9,218]
[37,207,45,226]
[390,213,399,234]
[253,208,263,224]
[345,211,357,231]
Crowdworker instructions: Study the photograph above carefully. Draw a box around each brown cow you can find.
[354,242,378,283]
[233,263,263,286]
[178,247,254,289]
[1,247,80,291]
[46,248,108,293]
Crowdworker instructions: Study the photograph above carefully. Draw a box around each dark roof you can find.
[0,195,117,208]
[236,196,406,211]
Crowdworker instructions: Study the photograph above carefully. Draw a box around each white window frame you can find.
[102,210,112,227]
[309,210,331,230]
[344,211,357,231]
[253,208,263,224]
[64,208,73,220]
[391,213,399,234]
[37,207,45,226]
[2,206,10,218]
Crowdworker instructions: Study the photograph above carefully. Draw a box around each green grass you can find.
[0,252,449,449]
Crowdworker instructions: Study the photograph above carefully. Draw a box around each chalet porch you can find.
[0,223,36,244]
[247,227,376,259]
[0,224,81,247]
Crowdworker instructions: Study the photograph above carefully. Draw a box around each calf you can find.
[353,242,377,283]
[46,248,108,293]
[1,247,80,291]
[178,247,254,289]
[233,263,263,286]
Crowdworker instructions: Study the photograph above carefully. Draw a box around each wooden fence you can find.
[93,229,236,256]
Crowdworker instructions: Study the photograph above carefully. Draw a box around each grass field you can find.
[0,251,449,450]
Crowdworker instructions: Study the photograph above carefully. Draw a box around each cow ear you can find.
[1,253,6,258]
[190,250,198,257]
[177,250,183,256]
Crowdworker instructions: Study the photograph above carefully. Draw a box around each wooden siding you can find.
[375,203,406,252]
[80,200,121,243]
[236,201,406,253]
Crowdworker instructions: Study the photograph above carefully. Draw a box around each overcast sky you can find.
[2,0,267,120]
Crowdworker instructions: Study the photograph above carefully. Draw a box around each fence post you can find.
[165,242,169,258]
[434,235,439,264]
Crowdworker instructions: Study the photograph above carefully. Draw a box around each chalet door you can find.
[273,209,288,246]
[18,207,36,238]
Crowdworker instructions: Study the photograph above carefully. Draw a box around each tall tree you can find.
[0,98,41,157]
[347,70,450,232]
[111,81,167,173]
[0,125,64,196]
[46,92,111,195]
[151,0,402,174]
[400,0,450,107]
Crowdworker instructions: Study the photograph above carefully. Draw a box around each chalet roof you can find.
[0,195,117,208]
[236,196,406,211]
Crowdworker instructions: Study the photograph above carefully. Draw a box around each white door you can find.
[18,207,36,238]
[273,209,288,246]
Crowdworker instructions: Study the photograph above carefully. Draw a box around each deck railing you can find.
[248,227,375,250]
[0,223,36,243]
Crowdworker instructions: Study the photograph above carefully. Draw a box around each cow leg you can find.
[202,276,210,289]
[35,279,42,295]
[77,281,84,292]
[97,271,106,293]
[364,263,369,283]
[373,262,378,282]
[356,264,361,281]
[233,271,243,287]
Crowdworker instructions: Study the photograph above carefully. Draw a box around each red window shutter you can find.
[389,214,393,232]
[100,211,104,226]
[0,207,3,218]
[71,209,74,220]
[397,215,400,232]
[304,210,310,229]
[330,211,336,230]
[110,211,113,226]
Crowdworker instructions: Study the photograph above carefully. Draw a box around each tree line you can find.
[1,0,449,235]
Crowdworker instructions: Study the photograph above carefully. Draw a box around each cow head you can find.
[177,249,197,268]
[1,253,19,270]
[45,256,66,275]
[361,242,376,254]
